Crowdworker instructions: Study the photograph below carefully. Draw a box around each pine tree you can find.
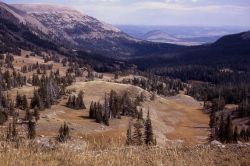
[58,122,70,142]
[240,129,246,142]
[22,95,28,110]
[89,101,94,118]
[133,119,143,146]
[225,115,234,143]
[96,102,103,123]
[66,91,86,110]
[25,108,33,121]
[247,128,250,142]
[93,102,97,118]
[144,109,154,145]
[233,126,239,143]
[0,111,8,125]
[78,91,86,109]
[126,119,132,146]
[27,120,36,139]
[218,114,226,142]
[209,110,216,141]
[103,93,110,126]
[6,117,18,141]
[33,107,40,122]
[15,92,22,108]
[30,90,44,110]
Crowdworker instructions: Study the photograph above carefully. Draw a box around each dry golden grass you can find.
[0,141,249,166]
[0,51,249,165]
[5,80,208,146]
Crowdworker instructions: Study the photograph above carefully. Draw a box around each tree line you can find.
[89,90,145,126]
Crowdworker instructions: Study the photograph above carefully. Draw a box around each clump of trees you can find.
[31,71,74,88]
[0,86,16,124]
[0,69,26,90]
[126,109,156,146]
[66,91,86,110]
[21,63,53,74]
[15,93,28,110]
[6,117,18,142]
[121,76,183,96]
[189,82,250,143]
[210,113,250,143]
[89,90,143,126]
[57,122,70,142]
[30,74,65,110]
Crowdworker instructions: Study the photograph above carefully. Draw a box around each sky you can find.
[3,0,250,26]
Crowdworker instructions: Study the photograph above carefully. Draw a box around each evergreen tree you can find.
[144,109,154,145]
[233,126,239,143]
[27,120,36,139]
[77,91,86,109]
[30,90,44,110]
[103,93,110,126]
[240,129,246,142]
[57,122,70,142]
[209,110,216,141]
[33,107,40,122]
[6,117,18,141]
[133,119,143,146]
[218,114,226,142]
[225,115,234,143]
[22,95,28,110]
[89,101,95,119]
[25,108,33,121]
[0,111,8,125]
[126,119,132,146]
[96,102,103,123]
[15,92,22,108]
[247,128,250,142]
[93,102,97,118]
[66,91,86,110]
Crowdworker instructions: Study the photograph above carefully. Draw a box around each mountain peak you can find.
[13,4,83,15]
[12,4,121,33]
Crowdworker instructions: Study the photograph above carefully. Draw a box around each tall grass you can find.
[0,140,249,166]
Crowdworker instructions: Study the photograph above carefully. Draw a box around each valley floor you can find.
[0,50,249,166]
[10,80,209,146]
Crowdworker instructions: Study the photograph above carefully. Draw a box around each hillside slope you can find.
[1,2,183,58]
[131,30,250,70]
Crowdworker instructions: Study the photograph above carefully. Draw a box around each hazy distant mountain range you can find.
[117,25,250,45]
[0,1,249,68]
